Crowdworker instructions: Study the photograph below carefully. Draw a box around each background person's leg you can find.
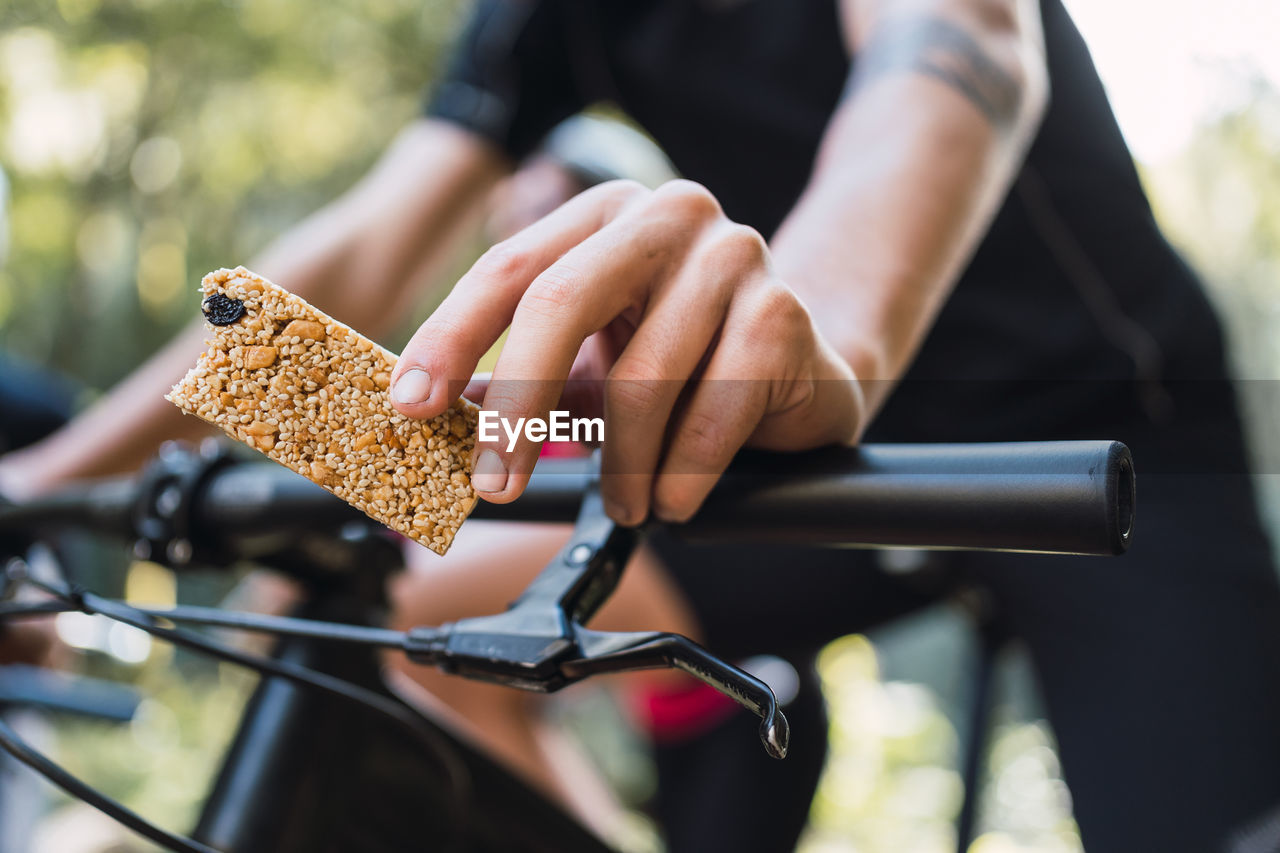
[647,657,829,853]
[644,535,953,851]
[0,353,76,853]
[645,533,949,663]
[965,471,1280,852]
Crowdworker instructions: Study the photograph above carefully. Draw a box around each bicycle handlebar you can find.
[0,437,1134,852]
[668,441,1135,555]
[7,440,1133,557]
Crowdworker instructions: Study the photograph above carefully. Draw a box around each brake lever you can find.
[404,452,790,759]
[564,628,790,759]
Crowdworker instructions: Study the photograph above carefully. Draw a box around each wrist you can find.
[830,339,892,427]
[798,335,869,447]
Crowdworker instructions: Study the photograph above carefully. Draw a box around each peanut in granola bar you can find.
[166,266,479,555]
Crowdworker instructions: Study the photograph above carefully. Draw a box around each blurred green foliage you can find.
[1144,80,1280,532]
[50,667,256,850]
[0,0,465,390]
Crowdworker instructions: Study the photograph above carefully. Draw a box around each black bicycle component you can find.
[129,439,238,568]
[4,440,1135,557]
[53,440,1131,556]
[405,454,792,759]
[132,603,409,649]
[677,441,1135,555]
[0,664,140,721]
[0,565,612,853]
[563,629,790,758]
[0,438,1136,851]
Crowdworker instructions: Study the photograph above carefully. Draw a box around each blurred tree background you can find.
[1,1,1278,852]
[0,0,465,389]
[1144,80,1280,530]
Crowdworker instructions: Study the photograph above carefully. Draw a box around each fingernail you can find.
[604,498,634,526]
[471,450,508,493]
[392,369,432,405]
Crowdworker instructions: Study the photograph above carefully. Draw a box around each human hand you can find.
[389,180,864,525]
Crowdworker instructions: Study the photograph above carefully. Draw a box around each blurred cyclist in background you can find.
[0,163,77,853]
[0,162,74,669]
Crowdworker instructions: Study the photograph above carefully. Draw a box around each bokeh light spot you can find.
[131,136,184,194]
[12,191,75,257]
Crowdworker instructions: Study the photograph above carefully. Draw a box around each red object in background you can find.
[538,441,588,459]
[629,679,739,744]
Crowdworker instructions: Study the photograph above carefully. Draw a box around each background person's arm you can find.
[0,121,505,498]
[773,0,1048,416]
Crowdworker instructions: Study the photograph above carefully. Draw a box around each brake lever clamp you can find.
[131,439,236,569]
[404,452,791,759]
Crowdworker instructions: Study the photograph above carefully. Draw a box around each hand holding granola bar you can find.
[167,267,479,555]
[388,179,864,527]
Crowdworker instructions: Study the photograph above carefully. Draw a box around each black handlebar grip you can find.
[8,441,1133,557]
[196,465,366,533]
[674,441,1134,555]
[196,440,1134,555]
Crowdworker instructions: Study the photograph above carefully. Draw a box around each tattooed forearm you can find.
[846,16,1024,125]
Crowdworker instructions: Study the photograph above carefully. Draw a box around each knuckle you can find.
[421,311,477,355]
[498,400,543,425]
[653,179,722,219]
[474,241,533,283]
[517,265,582,320]
[606,362,668,415]
[692,224,770,287]
[745,282,808,336]
[607,350,667,385]
[483,380,554,423]
[712,223,769,266]
[599,178,648,200]
[674,409,733,466]
[406,311,479,372]
[593,179,649,214]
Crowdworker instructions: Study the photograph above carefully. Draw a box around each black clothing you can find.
[427,2,1280,851]
[0,355,75,455]
[649,659,829,853]
[428,0,1218,447]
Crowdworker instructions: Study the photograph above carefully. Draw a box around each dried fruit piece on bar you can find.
[166,266,479,555]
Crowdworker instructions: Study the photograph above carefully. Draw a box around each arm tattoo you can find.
[846,16,1023,125]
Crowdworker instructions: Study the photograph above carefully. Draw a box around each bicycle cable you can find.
[0,568,475,853]
[0,600,72,619]
[2,599,414,649]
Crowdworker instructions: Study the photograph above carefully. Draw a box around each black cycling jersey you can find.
[426,0,1230,455]
[425,7,1280,851]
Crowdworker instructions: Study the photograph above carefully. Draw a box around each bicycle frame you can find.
[192,562,611,853]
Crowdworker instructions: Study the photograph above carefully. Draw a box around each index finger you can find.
[389,181,648,420]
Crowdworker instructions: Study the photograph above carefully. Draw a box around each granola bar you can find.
[166,267,479,555]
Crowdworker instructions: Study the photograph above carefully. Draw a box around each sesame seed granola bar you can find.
[166,266,479,555]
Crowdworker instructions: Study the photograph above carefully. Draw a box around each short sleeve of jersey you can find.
[425,0,587,162]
